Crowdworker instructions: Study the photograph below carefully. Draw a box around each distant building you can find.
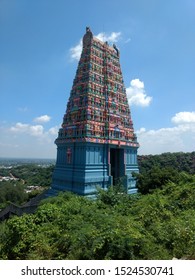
[0,176,19,182]
[51,27,139,197]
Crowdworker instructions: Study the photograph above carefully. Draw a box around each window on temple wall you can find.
[66,148,72,164]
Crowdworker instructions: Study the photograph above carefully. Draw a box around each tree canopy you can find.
[0,172,194,260]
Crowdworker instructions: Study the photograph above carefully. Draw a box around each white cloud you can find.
[126,78,152,107]
[10,122,44,136]
[10,122,29,132]
[70,39,83,61]
[33,115,51,123]
[96,32,121,43]
[30,125,44,136]
[136,115,195,155]
[48,126,59,135]
[10,121,59,139]
[70,31,121,61]
[171,111,195,124]
[0,122,58,158]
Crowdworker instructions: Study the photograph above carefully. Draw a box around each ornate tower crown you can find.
[57,27,138,147]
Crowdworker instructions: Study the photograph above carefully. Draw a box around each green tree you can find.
[0,181,28,208]
[136,166,180,194]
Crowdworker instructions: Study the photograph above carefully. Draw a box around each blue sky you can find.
[0,0,195,158]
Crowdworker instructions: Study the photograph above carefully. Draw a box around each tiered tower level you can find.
[51,27,139,196]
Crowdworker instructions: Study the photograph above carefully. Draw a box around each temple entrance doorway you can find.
[110,148,124,186]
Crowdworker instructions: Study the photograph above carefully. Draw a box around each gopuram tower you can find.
[51,27,139,197]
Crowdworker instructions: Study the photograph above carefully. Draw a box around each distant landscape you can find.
[0,157,55,167]
[0,151,194,260]
[0,158,55,209]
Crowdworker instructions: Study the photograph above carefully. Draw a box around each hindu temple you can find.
[51,27,139,197]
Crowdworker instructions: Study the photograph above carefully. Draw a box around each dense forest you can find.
[0,152,194,260]
[136,152,195,194]
[138,152,195,174]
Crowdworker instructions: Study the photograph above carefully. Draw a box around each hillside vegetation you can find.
[138,152,195,174]
[136,152,195,194]
[0,152,194,260]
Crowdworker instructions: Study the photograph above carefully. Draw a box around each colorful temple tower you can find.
[51,27,139,197]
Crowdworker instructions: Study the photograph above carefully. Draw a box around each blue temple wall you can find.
[51,141,139,197]
[52,142,111,196]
